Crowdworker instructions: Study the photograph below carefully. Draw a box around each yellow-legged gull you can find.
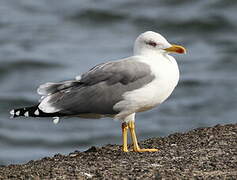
[10,31,186,152]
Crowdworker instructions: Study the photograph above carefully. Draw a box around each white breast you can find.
[114,54,179,118]
[147,55,179,105]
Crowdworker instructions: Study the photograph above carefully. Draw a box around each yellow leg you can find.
[122,122,129,152]
[128,121,158,152]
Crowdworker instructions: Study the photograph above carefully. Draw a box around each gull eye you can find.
[146,41,157,47]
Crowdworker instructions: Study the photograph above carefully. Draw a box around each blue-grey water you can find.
[0,0,237,165]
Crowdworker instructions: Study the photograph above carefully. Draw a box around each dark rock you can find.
[0,123,236,179]
[85,146,100,153]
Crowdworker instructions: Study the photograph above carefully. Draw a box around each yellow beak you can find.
[164,44,186,54]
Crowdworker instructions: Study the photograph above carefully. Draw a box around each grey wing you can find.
[38,57,154,115]
[37,80,81,96]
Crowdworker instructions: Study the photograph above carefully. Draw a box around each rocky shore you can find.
[0,124,236,179]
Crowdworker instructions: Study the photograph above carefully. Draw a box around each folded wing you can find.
[38,57,154,116]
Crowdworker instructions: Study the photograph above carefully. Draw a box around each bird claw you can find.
[132,148,159,152]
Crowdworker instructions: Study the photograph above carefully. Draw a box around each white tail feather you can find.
[38,95,60,113]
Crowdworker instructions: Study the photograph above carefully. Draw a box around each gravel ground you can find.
[0,124,236,179]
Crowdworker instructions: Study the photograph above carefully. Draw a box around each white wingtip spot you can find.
[53,117,60,124]
[10,109,15,118]
[24,111,29,117]
[34,109,40,116]
[10,109,15,115]
[15,111,20,116]
[75,75,81,81]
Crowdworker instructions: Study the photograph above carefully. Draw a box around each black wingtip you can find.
[9,106,38,118]
[10,105,66,118]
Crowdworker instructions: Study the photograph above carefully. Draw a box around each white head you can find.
[134,31,186,56]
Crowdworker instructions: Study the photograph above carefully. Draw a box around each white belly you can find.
[114,54,179,118]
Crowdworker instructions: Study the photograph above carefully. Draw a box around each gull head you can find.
[134,31,186,56]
